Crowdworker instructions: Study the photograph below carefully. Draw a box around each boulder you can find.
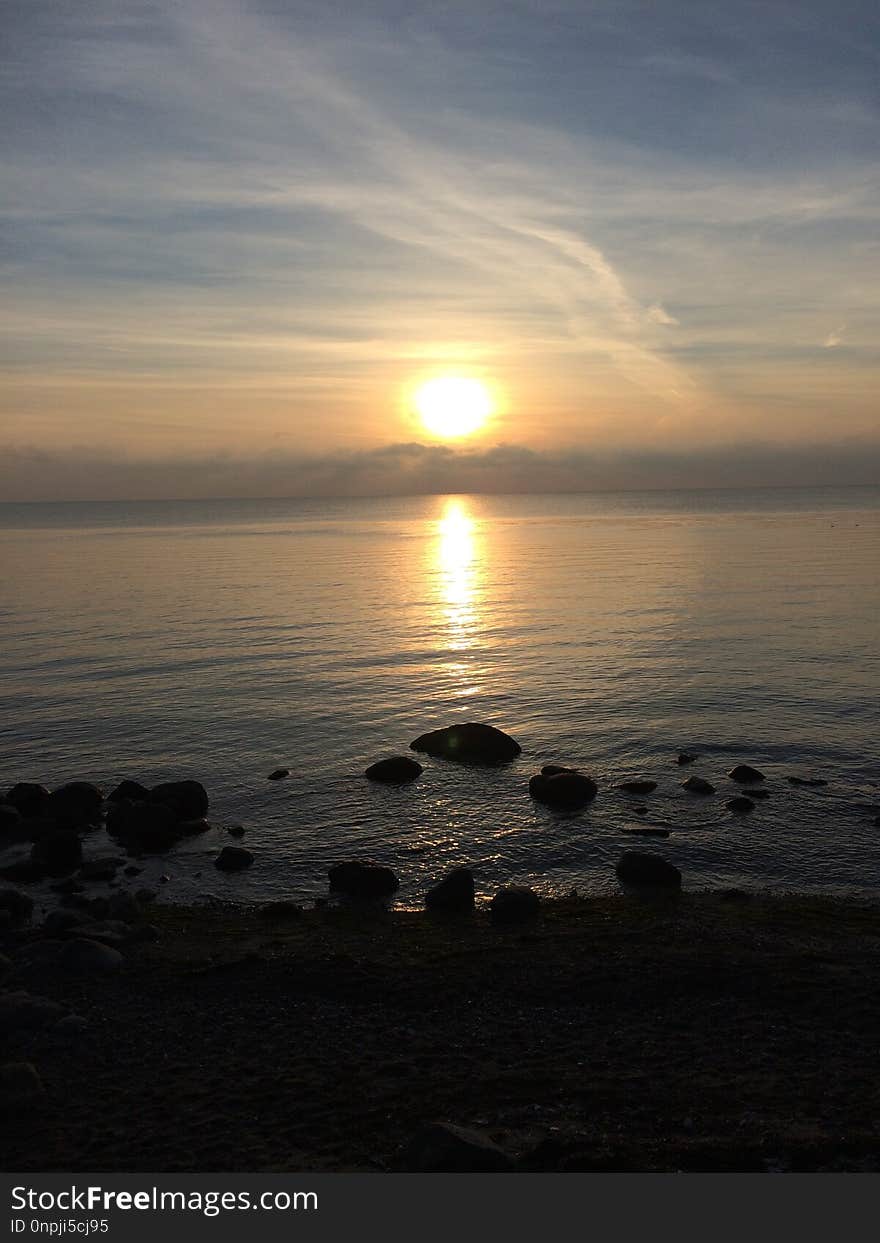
[410,722,521,765]
[490,886,540,925]
[401,1122,513,1172]
[30,829,83,877]
[107,799,178,852]
[215,846,254,872]
[1,1062,46,1112]
[0,888,33,925]
[425,868,475,913]
[5,783,50,818]
[616,852,682,889]
[618,780,658,794]
[328,860,399,898]
[365,756,423,783]
[59,937,124,973]
[529,770,597,808]
[541,764,578,777]
[46,781,104,826]
[149,780,209,821]
[728,765,765,784]
[727,796,755,814]
[267,768,290,781]
[676,753,698,765]
[107,779,151,803]
[681,776,715,794]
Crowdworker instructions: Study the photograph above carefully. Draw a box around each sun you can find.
[414,376,493,439]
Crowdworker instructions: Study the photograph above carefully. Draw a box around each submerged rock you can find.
[401,1123,514,1173]
[215,846,254,872]
[328,860,399,898]
[365,756,423,783]
[676,753,698,765]
[410,722,521,765]
[529,770,597,808]
[616,852,682,889]
[267,768,290,781]
[425,867,475,913]
[728,765,766,784]
[788,776,828,787]
[490,886,540,925]
[618,780,658,794]
[681,776,715,795]
[727,796,755,814]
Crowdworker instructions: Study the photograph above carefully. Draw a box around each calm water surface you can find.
[1,488,878,906]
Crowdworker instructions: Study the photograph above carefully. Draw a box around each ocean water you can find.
[1,487,878,907]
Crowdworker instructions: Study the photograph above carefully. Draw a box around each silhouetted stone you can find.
[681,776,715,794]
[31,829,82,876]
[59,937,124,973]
[107,799,178,852]
[490,886,540,925]
[267,768,290,781]
[149,780,209,821]
[788,776,828,787]
[616,852,682,888]
[108,780,151,803]
[43,908,91,937]
[0,888,33,924]
[47,782,103,826]
[401,1123,513,1172]
[727,796,755,814]
[410,722,521,765]
[6,783,49,819]
[529,770,598,808]
[728,765,765,783]
[215,846,254,872]
[365,755,423,783]
[425,868,475,913]
[328,860,399,898]
[258,900,303,920]
[677,753,698,765]
[227,824,245,837]
[618,780,658,794]
[0,803,22,833]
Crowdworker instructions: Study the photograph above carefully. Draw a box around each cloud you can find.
[823,324,846,348]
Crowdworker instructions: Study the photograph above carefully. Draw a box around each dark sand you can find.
[2,892,879,1172]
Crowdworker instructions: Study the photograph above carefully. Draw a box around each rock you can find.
[1,1062,46,1112]
[214,846,254,872]
[727,796,755,814]
[401,1122,514,1172]
[107,892,142,922]
[227,824,245,837]
[541,764,578,777]
[529,770,597,808]
[410,722,521,765]
[623,827,670,838]
[728,765,766,784]
[618,780,658,794]
[0,887,34,925]
[328,860,399,898]
[676,753,698,765]
[365,756,423,783]
[123,864,143,876]
[30,829,83,877]
[0,991,67,1032]
[616,852,682,888]
[107,779,151,803]
[788,776,828,787]
[149,780,209,821]
[43,908,92,936]
[78,857,122,882]
[107,799,178,852]
[681,776,715,794]
[46,781,104,826]
[490,886,540,925]
[5,783,50,818]
[425,868,475,913]
[258,900,303,920]
[53,1014,89,1038]
[59,937,124,973]
[0,858,46,883]
[267,768,290,781]
[178,817,210,835]
[0,803,23,833]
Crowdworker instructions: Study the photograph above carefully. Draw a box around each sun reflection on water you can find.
[433,498,483,695]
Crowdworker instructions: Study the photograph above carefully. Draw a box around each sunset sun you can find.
[414,376,493,439]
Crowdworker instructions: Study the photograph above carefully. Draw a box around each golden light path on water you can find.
[435,498,482,699]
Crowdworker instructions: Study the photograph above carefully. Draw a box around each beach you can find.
[3,890,879,1173]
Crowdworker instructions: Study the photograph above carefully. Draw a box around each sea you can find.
[1,487,878,908]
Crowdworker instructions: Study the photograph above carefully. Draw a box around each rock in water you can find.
[267,768,290,781]
[681,776,715,795]
[410,722,521,765]
[727,765,766,783]
[425,868,475,913]
[788,776,827,787]
[618,780,658,794]
[676,753,698,765]
[214,846,254,872]
[107,779,151,803]
[529,770,598,808]
[47,782,104,826]
[149,780,209,820]
[365,756,423,783]
[616,852,682,889]
[328,860,399,898]
[107,800,178,853]
[5,783,50,819]
[401,1123,514,1172]
[30,829,83,877]
[727,796,755,814]
[490,886,541,924]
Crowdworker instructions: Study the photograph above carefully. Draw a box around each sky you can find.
[2,0,879,500]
